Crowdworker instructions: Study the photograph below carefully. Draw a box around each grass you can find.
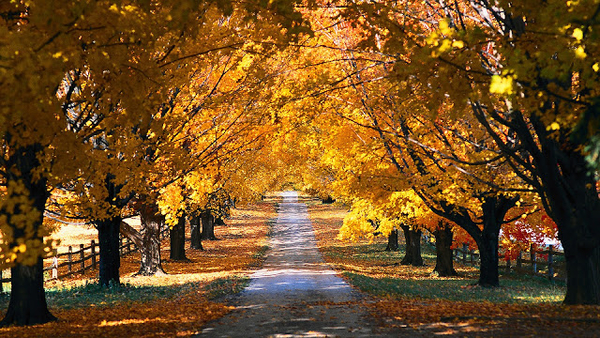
[36,281,190,310]
[343,272,565,304]
[308,200,566,305]
[202,275,250,299]
[319,238,566,304]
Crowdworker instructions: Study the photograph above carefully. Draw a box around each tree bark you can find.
[97,216,122,286]
[322,196,335,204]
[169,214,188,261]
[120,203,166,276]
[94,173,129,287]
[0,143,56,326]
[562,245,600,304]
[0,259,56,326]
[190,214,203,250]
[475,221,501,287]
[200,210,217,240]
[385,228,399,251]
[433,224,457,277]
[137,203,165,275]
[400,225,424,266]
[534,140,600,304]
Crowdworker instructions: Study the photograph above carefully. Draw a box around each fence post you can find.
[52,256,58,280]
[68,246,73,274]
[531,244,537,273]
[80,244,85,273]
[462,244,468,263]
[517,251,522,269]
[91,240,97,270]
[0,270,3,293]
[548,245,554,281]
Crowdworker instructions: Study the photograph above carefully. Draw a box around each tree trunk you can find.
[0,143,55,326]
[476,224,501,287]
[170,214,188,261]
[537,145,600,304]
[190,214,203,250]
[97,216,122,286]
[562,239,600,304]
[0,258,56,326]
[201,211,217,240]
[322,196,335,204]
[385,228,399,251]
[433,224,457,277]
[135,203,166,276]
[400,225,424,266]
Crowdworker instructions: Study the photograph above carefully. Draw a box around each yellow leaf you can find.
[575,46,587,59]
[573,28,584,41]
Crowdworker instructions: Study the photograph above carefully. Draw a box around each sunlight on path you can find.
[198,191,411,337]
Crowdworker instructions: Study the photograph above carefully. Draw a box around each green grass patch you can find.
[252,245,269,260]
[202,275,250,299]
[323,238,565,304]
[0,281,190,310]
[343,271,565,304]
[0,275,253,311]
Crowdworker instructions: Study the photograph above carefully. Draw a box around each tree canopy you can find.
[1,0,600,326]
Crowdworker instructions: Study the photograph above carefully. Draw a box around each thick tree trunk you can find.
[400,225,424,266]
[538,148,600,304]
[433,225,457,277]
[0,143,55,326]
[201,211,217,240]
[385,228,399,251]
[0,259,56,326]
[476,226,501,287]
[190,214,204,250]
[170,214,188,261]
[97,216,122,286]
[475,195,517,287]
[322,196,335,204]
[562,240,600,304]
[135,203,166,276]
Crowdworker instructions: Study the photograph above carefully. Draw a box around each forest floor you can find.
[1,193,599,337]
[307,197,600,337]
[0,195,279,338]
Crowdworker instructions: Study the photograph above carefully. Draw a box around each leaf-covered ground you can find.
[307,198,600,337]
[0,196,279,338]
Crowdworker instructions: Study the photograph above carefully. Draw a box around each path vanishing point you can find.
[199,191,411,338]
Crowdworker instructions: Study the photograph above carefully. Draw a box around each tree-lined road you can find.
[199,191,410,337]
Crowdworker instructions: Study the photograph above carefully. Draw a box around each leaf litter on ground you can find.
[0,198,277,338]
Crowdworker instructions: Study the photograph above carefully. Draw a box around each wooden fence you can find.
[452,243,565,281]
[0,226,169,292]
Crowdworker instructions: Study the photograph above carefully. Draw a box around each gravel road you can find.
[198,191,412,337]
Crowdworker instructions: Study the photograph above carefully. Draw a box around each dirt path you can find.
[199,191,412,337]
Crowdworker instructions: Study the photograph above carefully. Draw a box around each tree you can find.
[170,213,188,261]
[432,222,458,277]
[338,0,600,303]
[0,0,314,325]
[286,4,537,286]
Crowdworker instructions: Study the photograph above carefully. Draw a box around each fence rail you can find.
[0,226,169,292]
[452,243,565,282]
